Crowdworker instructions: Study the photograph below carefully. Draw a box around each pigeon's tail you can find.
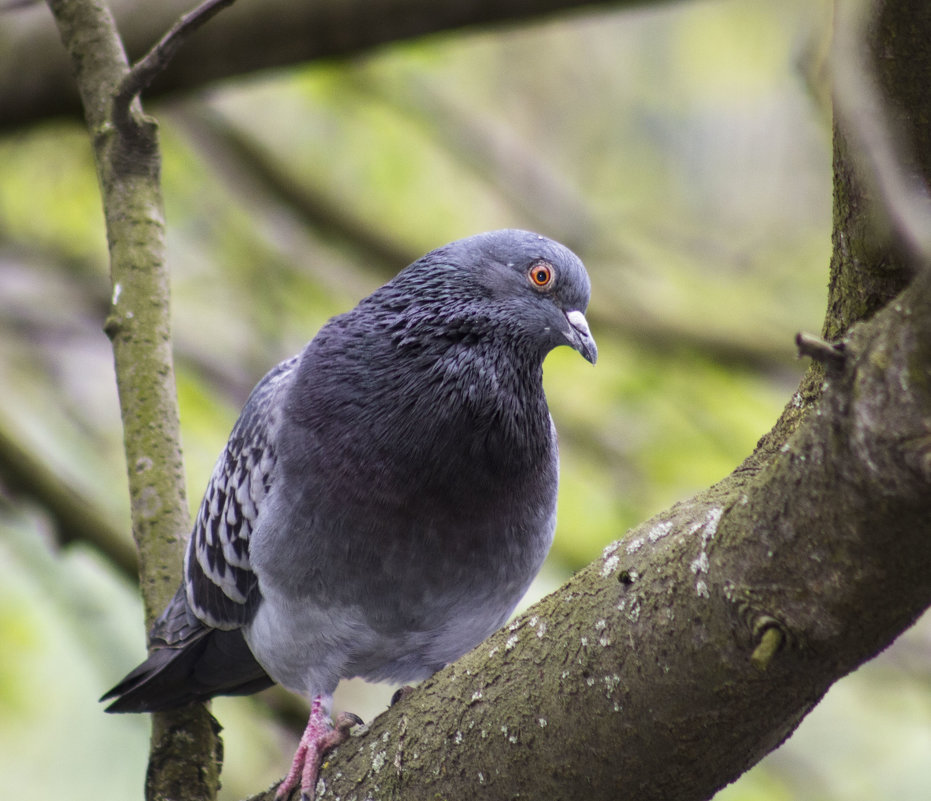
[101,587,273,713]
[100,627,273,712]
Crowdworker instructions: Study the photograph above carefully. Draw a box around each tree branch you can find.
[44,1,221,799]
[823,0,931,342]
[3,0,676,131]
[794,332,846,367]
[112,0,238,133]
[832,0,931,267]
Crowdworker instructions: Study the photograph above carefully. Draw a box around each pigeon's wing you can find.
[101,358,299,712]
[184,355,299,630]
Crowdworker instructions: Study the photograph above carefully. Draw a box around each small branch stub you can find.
[795,332,847,367]
[113,0,239,133]
[751,620,786,672]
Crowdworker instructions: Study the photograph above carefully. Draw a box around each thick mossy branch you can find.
[833,0,931,267]
[825,0,931,341]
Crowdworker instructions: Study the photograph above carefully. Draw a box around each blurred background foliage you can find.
[1,0,928,799]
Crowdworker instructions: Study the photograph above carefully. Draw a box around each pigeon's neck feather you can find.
[282,308,555,498]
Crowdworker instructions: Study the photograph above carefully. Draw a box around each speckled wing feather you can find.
[183,356,297,630]
[100,358,298,712]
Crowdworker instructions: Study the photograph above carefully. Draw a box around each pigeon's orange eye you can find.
[529,262,554,288]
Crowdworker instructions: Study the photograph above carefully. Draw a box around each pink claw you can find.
[276,696,359,801]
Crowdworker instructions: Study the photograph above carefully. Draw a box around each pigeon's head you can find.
[394,229,597,366]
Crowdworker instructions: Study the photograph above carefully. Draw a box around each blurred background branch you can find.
[2,0,673,130]
[0,416,137,578]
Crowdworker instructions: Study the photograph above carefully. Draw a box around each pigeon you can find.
[101,229,597,800]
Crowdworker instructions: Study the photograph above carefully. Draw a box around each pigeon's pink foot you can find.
[275,696,361,801]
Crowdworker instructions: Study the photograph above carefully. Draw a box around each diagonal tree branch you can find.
[112,0,238,133]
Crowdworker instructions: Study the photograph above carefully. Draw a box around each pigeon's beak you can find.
[563,310,598,364]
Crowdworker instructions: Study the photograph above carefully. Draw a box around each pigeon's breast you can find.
[246,343,559,691]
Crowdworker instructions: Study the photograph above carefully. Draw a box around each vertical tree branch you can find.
[44,1,221,799]
[832,0,931,269]
[823,0,931,341]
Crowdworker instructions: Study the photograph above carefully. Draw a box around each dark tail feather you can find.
[102,588,273,713]
[101,639,207,712]
[102,626,274,712]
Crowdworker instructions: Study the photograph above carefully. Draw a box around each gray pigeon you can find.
[102,229,597,800]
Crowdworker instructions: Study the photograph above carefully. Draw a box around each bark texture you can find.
[826,0,931,339]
